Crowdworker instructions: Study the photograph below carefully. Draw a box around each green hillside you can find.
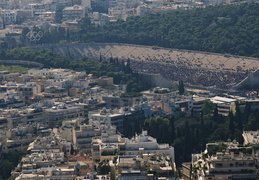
[76,3,259,57]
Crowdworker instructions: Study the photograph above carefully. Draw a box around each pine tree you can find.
[170,116,175,141]
[213,104,219,120]
[99,53,102,62]
[235,102,243,130]
[243,102,251,123]
[178,80,184,95]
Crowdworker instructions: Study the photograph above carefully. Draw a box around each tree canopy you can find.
[0,48,148,93]
[71,3,259,57]
[142,101,259,165]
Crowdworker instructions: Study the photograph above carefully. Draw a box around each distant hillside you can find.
[75,3,259,57]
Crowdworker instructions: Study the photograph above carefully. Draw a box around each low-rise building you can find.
[210,96,236,116]
[98,76,114,86]
[192,96,207,114]
[43,86,68,98]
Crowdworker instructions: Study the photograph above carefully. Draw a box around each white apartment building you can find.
[117,153,173,179]
[1,10,17,24]
[44,104,84,128]
[14,133,74,179]
[88,108,124,132]
[18,82,41,99]
[62,5,86,21]
[125,131,175,162]
[72,124,100,151]
[45,79,72,88]
[28,68,86,78]
[60,118,82,142]
[191,151,257,180]
[30,3,47,16]
[0,82,40,98]
[210,96,236,116]
[15,166,76,180]
[28,68,54,76]
[92,130,175,163]
[0,108,43,128]
[91,124,126,161]
[108,8,135,21]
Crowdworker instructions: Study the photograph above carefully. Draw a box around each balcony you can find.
[210,169,255,175]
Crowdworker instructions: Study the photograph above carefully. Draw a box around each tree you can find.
[70,144,75,155]
[202,100,214,115]
[144,116,172,143]
[57,119,65,127]
[55,6,63,23]
[213,104,219,120]
[65,3,259,58]
[178,80,184,95]
[78,16,92,32]
[235,102,243,130]
[1,160,14,179]
[243,102,251,123]
[170,116,175,140]
[245,113,257,130]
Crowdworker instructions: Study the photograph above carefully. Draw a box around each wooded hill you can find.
[74,3,259,57]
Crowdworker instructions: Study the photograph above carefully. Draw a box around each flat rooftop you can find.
[210,96,236,104]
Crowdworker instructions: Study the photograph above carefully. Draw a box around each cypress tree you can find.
[178,80,184,95]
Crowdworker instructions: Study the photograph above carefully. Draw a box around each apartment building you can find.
[1,125,37,153]
[124,131,175,162]
[117,153,173,179]
[62,5,86,21]
[18,82,41,99]
[192,97,207,114]
[15,134,74,180]
[44,104,84,128]
[193,151,257,180]
[0,109,26,128]
[91,125,125,161]
[73,124,101,151]
[1,134,35,153]
[1,10,17,24]
[187,140,259,180]
[102,94,143,108]
[88,108,124,132]
[210,96,236,116]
